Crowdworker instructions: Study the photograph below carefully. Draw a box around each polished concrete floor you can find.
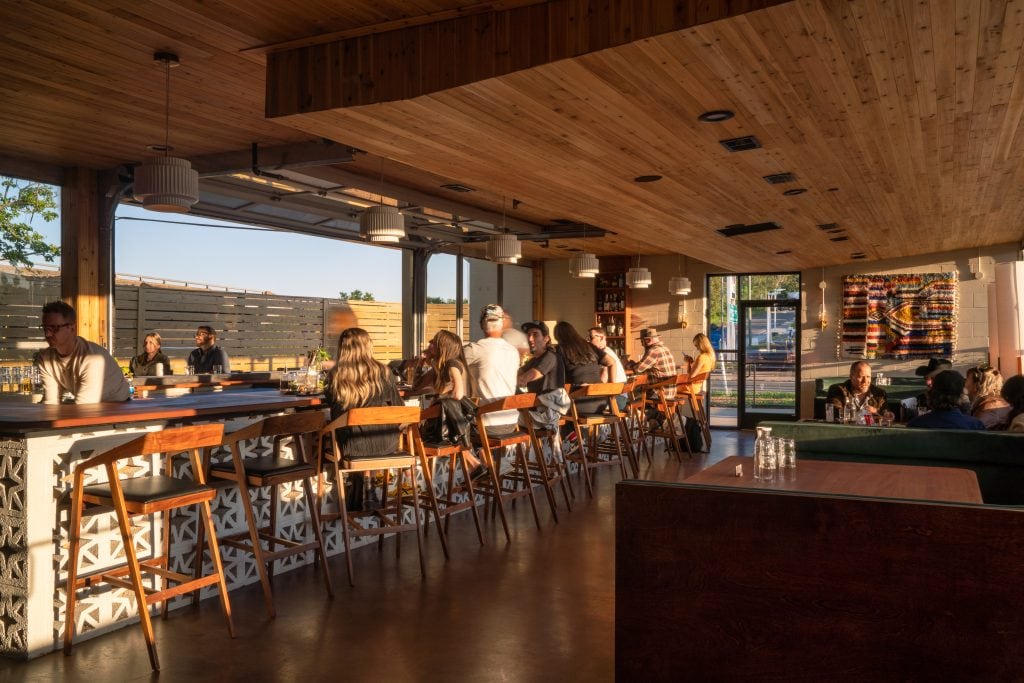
[3,429,752,682]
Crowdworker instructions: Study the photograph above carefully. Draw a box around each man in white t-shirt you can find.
[588,327,627,382]
[464,304,521,434]
[37,300,130,404]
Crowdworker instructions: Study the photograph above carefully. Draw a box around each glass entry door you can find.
[738,300,799,429]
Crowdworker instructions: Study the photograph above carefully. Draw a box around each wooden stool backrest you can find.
[319,406,422,465]
[568,382,626,419]
[77,424,225,472]
[476,392,536,415]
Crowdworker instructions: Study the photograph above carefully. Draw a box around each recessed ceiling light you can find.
[634,175,663,183]
[783,188,807,196]
[440,183,474,192]
[698,110,734,123]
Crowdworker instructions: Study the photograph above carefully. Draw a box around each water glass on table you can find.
[212,364,224,374]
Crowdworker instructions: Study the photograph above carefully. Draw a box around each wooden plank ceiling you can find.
[3,0,1024,272]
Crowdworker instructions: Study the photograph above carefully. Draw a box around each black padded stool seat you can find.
[83,475,214,507]
[210,455,311,478]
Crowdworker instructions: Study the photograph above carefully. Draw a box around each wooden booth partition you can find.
[615,481,1024,681]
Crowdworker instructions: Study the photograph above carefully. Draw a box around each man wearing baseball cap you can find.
[464,304,520,435]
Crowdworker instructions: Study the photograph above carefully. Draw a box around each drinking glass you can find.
[825,404,835,423]
[186,364,195,375]
[781,438,796,468]
[212,364,224,374]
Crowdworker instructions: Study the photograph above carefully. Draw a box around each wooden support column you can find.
[61,167,113,346]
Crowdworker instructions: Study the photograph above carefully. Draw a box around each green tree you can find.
[1,177,60,269]
[339,289,375,301]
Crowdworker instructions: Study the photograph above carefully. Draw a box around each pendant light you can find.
[360,160,406,243]
[668,254,691,295]
[133,52,199,213]
[627,255,652,289]
[570,222,600,278]
[486,197,521,264]
[818,267,829,329]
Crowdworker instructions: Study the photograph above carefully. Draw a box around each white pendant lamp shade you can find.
[668,275,691,296]
[627,266,652,289]
[487,232,521,264]
[570,252,600,278]
[360,205,406,243]
[133,156,199,213]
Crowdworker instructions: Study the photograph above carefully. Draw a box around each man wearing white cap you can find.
[464,304,520,435]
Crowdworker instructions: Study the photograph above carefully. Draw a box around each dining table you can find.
[685,455,982,504]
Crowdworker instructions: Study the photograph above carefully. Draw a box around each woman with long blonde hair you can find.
[684,332,717,393]
[325,328,402,508]
[966,364,1010,429]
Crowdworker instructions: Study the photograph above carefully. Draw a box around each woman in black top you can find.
[129,332,173,376]
[324,327,402,509]
[554,321,614,414]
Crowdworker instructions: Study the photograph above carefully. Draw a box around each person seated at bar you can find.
[906,370,985,430]
[422,329,486,478]
[588,327,627,382]
[554,321,613,415]
[187,325,230,374]
[128,332,173,377]
[826,361,888,416]
[682,332,717,393]
[36,300,130,404]
[965,364,1010,429]
[518,320,569,429]
[324,327,403,510]
[1000,375,1024,432]
[464,304,520,436]
[501,310,530,361]
[628,327,677,396]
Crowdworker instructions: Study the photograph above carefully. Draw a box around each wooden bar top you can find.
[0,389,323,433]
[684,456,982,504]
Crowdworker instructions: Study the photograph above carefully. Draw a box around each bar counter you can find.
[0,389,324,659]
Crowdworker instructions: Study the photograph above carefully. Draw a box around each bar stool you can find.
[317,405,429,586]
[624,375,653,467]
[64,424,233,672]
[472,393,542,541]
[195,411,333,618]
[645,374,692,460]
[528,421,575,515]
[678,371,712,449]
[414,402,483,547]
[563,382,631,497]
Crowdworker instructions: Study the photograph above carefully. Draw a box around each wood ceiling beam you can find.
[188,141,358,177]
[265,0,791,117]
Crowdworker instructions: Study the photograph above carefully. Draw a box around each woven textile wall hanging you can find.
[840,272,958,359]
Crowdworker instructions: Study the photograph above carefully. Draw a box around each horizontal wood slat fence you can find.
[1,271,461,371]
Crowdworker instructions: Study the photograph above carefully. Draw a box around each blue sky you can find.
[22,194,459,302]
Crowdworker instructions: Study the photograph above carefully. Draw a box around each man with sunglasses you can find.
[187,325,231,374]
[36,300,130,404]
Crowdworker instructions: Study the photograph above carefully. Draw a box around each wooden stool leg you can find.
[197,496,235,639]
[106,470,161,670]
[530,434,560,523]
[301,476,334,597]
[516,443,542,530]
[552,434,574,510]
[408,463,427,578]
[482,444,512,543]
[268,483,278,581]
[419,454,450,559]
[332,462,356,587]
[238,473,275,618]
[63,489,84,656]
[574,422,594,498]
[459,450,486,545]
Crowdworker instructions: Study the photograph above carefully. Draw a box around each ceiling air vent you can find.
[717,221,781,238]
[775,250,792,255]
[830,236,849,242]
[440,183,474,192]
[764,173,796,185]
[817,223,839,230]
[719,136,761,152]
[851,252,867,259]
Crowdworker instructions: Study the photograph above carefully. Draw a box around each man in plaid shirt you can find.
[630,327,677,399]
